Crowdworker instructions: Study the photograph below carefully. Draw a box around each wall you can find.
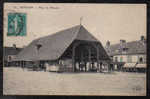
[113,55,127,62]
[113,54,146,63]
[7,55,15,62]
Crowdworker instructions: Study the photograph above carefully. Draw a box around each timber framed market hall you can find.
[13,25,111,72]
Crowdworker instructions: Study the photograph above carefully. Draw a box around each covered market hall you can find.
[13,25,111,72]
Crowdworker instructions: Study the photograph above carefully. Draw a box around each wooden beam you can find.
[72,42,81,72]
[96,45,100,72]
[90,43,100,72]
[72,45,75,72]
[88,48,91,71]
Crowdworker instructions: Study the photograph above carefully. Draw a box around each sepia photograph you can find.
[3,3,147,96]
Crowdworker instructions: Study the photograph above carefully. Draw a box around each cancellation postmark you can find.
[7,13,26,36]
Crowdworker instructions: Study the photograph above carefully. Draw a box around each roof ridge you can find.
[73,25,82,40]
[15,25,107,61]
[33,25,81,42]
[54,25,81,58]
[75,25,99,42]
[110,40,143,47]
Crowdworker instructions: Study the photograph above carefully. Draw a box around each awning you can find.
[136,64,146,68]
[123,63,136,68]
[113,62,125,65]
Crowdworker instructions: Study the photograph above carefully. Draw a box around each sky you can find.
[4,3,146,48]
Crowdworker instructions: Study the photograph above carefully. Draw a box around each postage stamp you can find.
[7,13,26,36]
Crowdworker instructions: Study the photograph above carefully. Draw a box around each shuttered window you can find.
[115,57,118,62]
[120,56,123,62]
[127,55,132,63]
[139,57,143,63]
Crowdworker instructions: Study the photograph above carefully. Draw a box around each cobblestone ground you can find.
[3,67,146,96]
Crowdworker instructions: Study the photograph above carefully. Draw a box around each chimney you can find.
[105,41,111,54]
[140,35,146,45]
[141,35,145,41]
[106,41,110,48]
[120,39,126,44]
[120,39,126,49]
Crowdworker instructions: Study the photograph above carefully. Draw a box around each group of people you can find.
[74,61,114,72]
[19,60,114,72]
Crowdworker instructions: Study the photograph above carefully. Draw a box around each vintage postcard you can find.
[3,3,147,96]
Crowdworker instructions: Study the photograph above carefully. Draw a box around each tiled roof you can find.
[14,25,109,61]
[3,47,23,60]
[106,40,146,56]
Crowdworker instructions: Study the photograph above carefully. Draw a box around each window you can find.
[8,55,12,62]
[35,43,42,51]
[122,48,126,51]
[120,56,123,62]
[127,55,132,63]
[123,48,128,51]
[139,57,143,63]
[114,57,118,62]
[115,49,119,53]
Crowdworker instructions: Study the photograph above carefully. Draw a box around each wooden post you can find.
[108,60,111,72]
[90,43,100,72]
[79,61,81,71]
[72,42,82,72]
[88,48,91,71]
[72,45,75,72]
[96,44,100,72]
[72,43,80,72]
[85,62,87,72]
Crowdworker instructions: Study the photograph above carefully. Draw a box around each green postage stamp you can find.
[7,13,26,36]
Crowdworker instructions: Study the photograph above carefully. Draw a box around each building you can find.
[13,25,110,72]
[4,44,23,66]
[105,36,146,72]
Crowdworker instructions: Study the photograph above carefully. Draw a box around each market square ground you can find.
[3,67,146,96]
